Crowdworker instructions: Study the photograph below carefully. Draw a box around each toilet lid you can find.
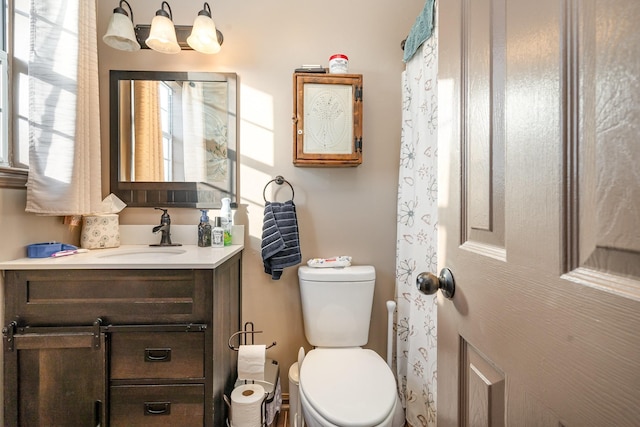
[299,348,397,427]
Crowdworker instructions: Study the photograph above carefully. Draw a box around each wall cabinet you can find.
[2,252,242,426]
[292,72,363,167]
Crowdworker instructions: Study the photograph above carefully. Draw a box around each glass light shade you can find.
[145,15,180,54]
[103,12,140,51]
[187,15,221,54]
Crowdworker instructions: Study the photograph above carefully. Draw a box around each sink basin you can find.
[98,247,187,260]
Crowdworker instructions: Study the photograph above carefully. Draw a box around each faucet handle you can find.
[155,207,171,224]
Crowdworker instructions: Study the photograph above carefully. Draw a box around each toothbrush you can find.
[50,248,89,258]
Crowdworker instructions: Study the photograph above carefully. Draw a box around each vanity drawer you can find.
[111,331,204,380]
[110,384,204,426]
[4,269,211,325]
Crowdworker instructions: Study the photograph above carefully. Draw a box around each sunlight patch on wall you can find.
[240,165,273,243]
[240,83,275,166]
[239,83,279,245]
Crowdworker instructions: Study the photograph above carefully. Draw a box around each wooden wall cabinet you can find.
[293,72,363,167]
[2,252,242,427]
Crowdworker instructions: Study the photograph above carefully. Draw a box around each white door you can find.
[436,0,640,425]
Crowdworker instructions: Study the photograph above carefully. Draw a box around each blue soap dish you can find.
[27,242,78,258]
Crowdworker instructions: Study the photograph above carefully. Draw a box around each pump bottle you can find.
[212,217,225,248]
[197,210,212,247]
[220,198,233,246]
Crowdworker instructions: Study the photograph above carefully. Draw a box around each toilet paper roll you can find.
[237,344,266,381]
[230,383,265,427]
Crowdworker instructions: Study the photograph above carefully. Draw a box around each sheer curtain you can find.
[26,0,101,215]
[133,81,164,182]
[395,19,439,427]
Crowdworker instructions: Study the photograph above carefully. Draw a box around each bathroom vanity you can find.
[0,245,242,427]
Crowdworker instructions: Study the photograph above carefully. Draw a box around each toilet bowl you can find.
[297,266,405,427]
[299,348,401,427]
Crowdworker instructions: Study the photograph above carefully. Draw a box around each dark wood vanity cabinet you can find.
[2,252,241,427]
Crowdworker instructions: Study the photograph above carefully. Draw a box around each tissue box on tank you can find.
[81,214,120,249]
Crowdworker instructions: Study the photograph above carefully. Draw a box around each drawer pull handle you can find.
[145,348,172,362]
[94,400,102,426]
[144,401,171,416]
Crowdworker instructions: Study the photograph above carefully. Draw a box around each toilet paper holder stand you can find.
[228,321,277,351]
[226,322,281,427]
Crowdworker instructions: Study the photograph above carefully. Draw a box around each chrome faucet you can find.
[151,208,181,246]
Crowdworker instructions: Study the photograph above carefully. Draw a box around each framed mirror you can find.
[109,70,238,208]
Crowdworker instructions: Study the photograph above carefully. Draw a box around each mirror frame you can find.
[109,70,238,209]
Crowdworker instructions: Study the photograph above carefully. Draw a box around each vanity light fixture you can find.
[145,1,180,54]
[102,0,140,51]
[103,1,225,54]
[187,3,222,54]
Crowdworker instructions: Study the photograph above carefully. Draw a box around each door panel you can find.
[438,0,640,425]
[462,342,505,427]
[464,0,506,251]
[575,0,640,280]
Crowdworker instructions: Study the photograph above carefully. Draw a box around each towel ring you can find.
[263,175,295,203]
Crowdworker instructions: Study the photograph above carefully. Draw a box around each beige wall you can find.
[0,0,424,394]
[0,189,79,262]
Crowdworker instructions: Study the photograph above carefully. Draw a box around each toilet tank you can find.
[298,265,375,347]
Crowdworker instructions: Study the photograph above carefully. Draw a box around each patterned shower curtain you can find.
[395,31,438,426]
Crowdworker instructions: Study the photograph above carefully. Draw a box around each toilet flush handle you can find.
[416,268,455,299]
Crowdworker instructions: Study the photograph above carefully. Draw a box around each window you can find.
[159,81,174,181]
[0,0,6,167]
[0,0,28,188]
[0,44,7,165]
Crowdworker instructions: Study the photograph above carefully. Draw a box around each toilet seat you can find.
[299,348,397,427]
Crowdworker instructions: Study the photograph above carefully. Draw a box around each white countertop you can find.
[0,244,243,270]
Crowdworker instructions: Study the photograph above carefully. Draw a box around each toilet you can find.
[297,265,404,427]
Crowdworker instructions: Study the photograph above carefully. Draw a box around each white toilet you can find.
[297,265,404,427]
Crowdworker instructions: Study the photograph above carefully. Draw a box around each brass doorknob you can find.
[416,268,455,299]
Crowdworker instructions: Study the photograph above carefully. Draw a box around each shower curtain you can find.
[183,81,229,183]
[395,22,438,427]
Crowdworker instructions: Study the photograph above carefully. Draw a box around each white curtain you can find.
[182,82,207,182]
[26,0,102,215]
[395,32,438,426]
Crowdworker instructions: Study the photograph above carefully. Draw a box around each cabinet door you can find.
[4,329,106,426]
[293,73,363,166]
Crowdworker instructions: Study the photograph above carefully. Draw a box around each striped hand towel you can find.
[261,200,302,280]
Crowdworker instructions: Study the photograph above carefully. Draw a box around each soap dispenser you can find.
[198,210,212,247]
[220,198,233,246]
